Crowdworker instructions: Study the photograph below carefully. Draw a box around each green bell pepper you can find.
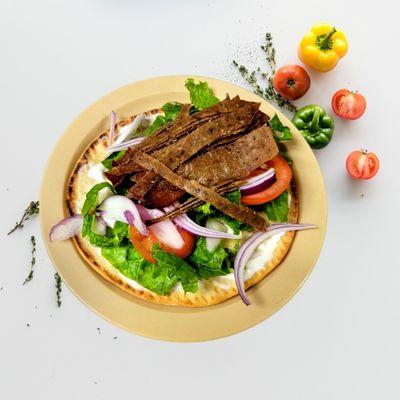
[291,105,334,149]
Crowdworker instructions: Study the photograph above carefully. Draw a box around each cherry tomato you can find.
[129,225,196,263]
[332,89,366,120]
[241,155,292,205]
[346,150,379,180]
[273,65,311,100]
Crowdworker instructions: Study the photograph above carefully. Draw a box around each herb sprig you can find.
[23,236,37,285]
[233,33,297,113]
[8,201,39,235]
[54,273,62,307]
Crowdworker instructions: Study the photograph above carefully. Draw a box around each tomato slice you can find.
[346,150,380,180]
[332,89,366,120]
[241,155,292,205]
[129,225,196,263]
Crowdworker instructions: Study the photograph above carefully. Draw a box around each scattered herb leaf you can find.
[233,33,297,113]
[261,32,276,74]
[54,272,62,307]
[23,235,36,285]
[8,201,39,235]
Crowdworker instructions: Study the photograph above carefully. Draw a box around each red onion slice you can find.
[108,111,116,147]
[92,217,107,236]
[108,136,144,153]
[49,215,83,242]
[234,223,316,305]
[174,214,241,239]
[137,204,164,221]
[239,168,275,195]
[149,219,185,249]
[98,195,147,235]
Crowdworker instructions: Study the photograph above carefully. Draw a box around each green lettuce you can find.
[102,245,179,295]
[82,215,129,247]
[162,102,183,120]
[102,150,126,170]
[185,79,219,110]
[264,190,289,222]
[101,243,198,295]
[188,237,231,280]
[269,114,292,142]
[152,245,198,293]
[192,190,251,234]
[142,101,183,136]
[81,182,116,216]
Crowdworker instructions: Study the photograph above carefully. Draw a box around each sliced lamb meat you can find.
[130,151,267,231]
[178,124,278,186]
[145,179,185,208]
[127,102,259,201]
[107,96,260,176]
[143,124,278,207]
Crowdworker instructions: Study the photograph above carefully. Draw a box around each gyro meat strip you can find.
[107,97,260,176]
[130,151,267,231]
[206,110,269,150]
[178,124,278,186]
[128,102,259,201]
[143,123,278,208]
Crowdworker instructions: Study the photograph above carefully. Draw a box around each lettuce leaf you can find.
[269,114,292,142]
[188,237,231,280]
[102,245,179,295]
[82,215,129,247]
[162,102,183,120]
[142,102,183,136]
[81,182,116,216]
[264,190,289,222]
[151,245,198,293]
[102,150,126,170]
[101,243,198,295]
[185,79,219,110]
[192,190,251,233]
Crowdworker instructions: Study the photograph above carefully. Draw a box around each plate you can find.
[40,76,327,342]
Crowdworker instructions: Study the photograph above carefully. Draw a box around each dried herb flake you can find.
[23,235,37,285]
[8,201,39,235]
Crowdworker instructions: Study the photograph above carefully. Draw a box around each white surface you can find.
[1,1,399,399]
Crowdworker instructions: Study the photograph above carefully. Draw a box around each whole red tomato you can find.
[332,89,366,120]
[346,150,379,180]
[273,65,311,100]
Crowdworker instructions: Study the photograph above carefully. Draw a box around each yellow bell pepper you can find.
[298,23,348,72]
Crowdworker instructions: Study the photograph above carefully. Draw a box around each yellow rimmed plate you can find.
[40,76,327,342]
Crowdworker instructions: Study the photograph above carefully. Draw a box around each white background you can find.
[1,1,399,399]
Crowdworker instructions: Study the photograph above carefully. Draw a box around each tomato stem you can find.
[319,27,337,50]
[286,78,295,87]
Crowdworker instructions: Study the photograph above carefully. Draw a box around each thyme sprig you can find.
[233,32,297,113]
[261,32,276,74]
[8,201,39,235]
[23,236,37,285]
[54,273,62,307]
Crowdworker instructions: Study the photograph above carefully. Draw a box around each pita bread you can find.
[66,109,299,307]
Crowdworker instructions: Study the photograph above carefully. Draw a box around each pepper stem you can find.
[310,108,321,131]
[319,27,337,50]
